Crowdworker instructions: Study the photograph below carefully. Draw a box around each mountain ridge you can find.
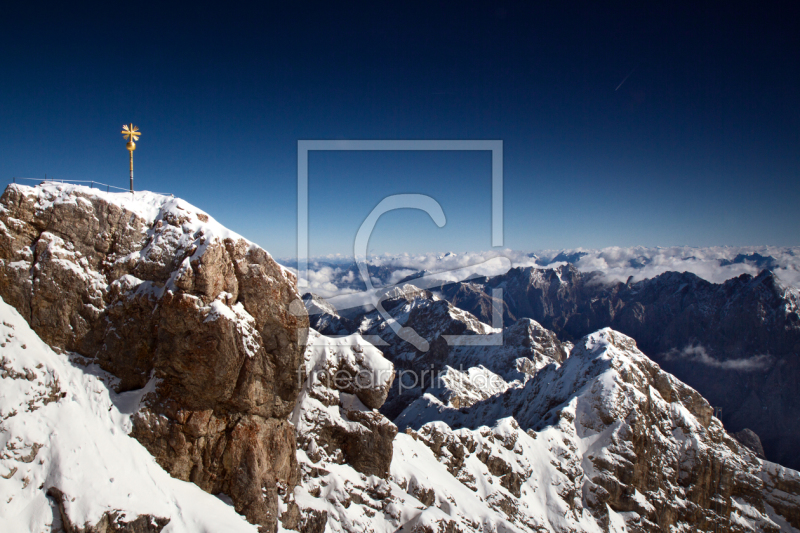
[430,264,800,468]
[2,183,799,532]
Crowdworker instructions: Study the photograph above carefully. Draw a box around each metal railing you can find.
[10,177,173,197]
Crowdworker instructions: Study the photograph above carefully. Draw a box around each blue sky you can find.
[1,2,798,258]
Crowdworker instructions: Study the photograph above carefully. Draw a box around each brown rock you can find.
[338,394,398,478]
[733,428,766,459]
[0,184,308,532]
[761,461,800,530]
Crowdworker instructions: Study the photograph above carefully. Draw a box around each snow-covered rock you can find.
[0,296,261,533]
[291,329,397,479]
[0,183,308,531]
[289,329,527,532]
[393,328,799,532]
[443,317,572,383]
[437,264,800,469]
[355,284,497,351]
[4,183,800,533]
[303,293,356,336]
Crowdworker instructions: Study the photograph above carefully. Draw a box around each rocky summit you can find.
[0,183,306,531]
[1,183,799,533]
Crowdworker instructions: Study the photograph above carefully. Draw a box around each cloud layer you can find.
[282,245,800,309]
[664,345,775,372]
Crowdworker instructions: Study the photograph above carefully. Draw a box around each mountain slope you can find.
[0,296,261,532]
[3,183,800,533]
[395,328,799,532]
[291,326,800,532]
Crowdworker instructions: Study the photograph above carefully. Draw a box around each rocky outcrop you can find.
[761,462,800,530]
[734,428,767,459]
[47,487,170,533]
[291,330,397,479]
[442,317,571,382]
[309,286,574,421]
[6,183,800,533]
[0,296,266,533]
[0,184,307,531]
[348,285,501,419]
[433,280,512,327]
[303,293,355,336]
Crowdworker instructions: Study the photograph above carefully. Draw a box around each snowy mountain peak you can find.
[392,327,797,532]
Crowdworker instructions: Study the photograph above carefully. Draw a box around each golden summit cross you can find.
[121,124,141,193]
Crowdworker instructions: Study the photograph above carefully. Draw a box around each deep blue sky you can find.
[1,2,798,258]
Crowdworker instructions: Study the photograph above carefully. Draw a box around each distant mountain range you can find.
[280,246,800,304]
[305,263,800,470]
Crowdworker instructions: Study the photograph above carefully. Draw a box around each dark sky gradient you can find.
[1,2,798,257]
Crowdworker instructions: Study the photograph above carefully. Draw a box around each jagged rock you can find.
[291,330,397,479]
[434,280,513,326]
[285,302,800,531]
[422,365,512,409]
[344,286,501,419]
[338,393,398,478]
[302,293,355,336]
[761,461,800,530]
[6,183,800,533]
[394,329,795,532]
[309,288,575,421]
[296,508,328,533]
[0,184,307,532]
[734,428,766,458]
[442,317,571,383]
[0,299,265,532]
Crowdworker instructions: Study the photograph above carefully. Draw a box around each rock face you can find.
[0,297,265,533]
[5,183,800,533]
[304,287,573,420]
[354,285,503,419]
[0,184,307,531]
[761,461,800,531]
[291,330,397,479]
[441,317,571,382]
[434,280,512,327]
[735,428,767,459]
[288,324,800,532]
[436,264,800,468]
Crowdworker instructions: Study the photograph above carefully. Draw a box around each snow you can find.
[10,182,294,281]
[291,330,395,467]
[299,329,394,392]
[0,296,260,532]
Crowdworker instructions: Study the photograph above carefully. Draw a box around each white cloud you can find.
[571,246,768,285]
[296,265,357,299]
[293,245,800,304]
[664,345,774,372]
[387,269,419,286]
